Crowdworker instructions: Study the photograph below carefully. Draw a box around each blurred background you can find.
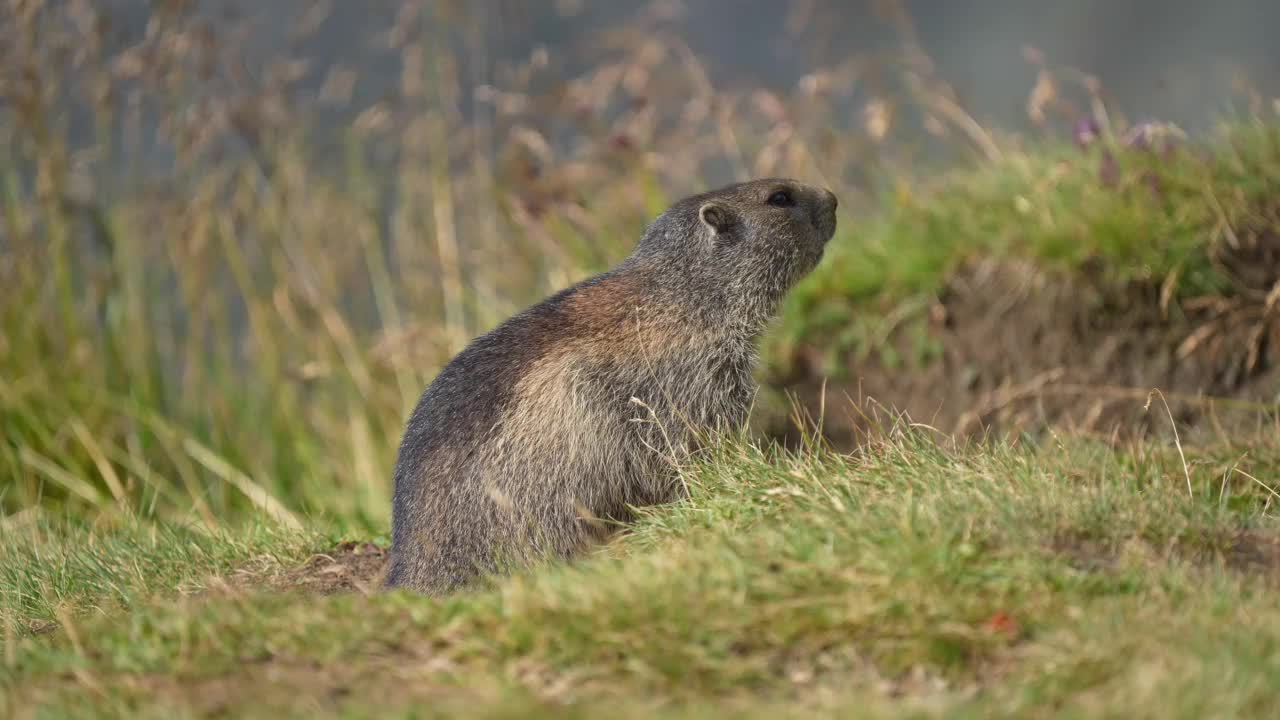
[42,1,1280,171]
[3,0,1278,531]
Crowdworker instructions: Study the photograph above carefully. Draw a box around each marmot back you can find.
[385,178,838,595]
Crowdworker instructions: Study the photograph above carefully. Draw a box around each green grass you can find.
[0,517,327,636]
[4,427,1279,718]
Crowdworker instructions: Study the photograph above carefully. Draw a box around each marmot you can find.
[385,178,838,594]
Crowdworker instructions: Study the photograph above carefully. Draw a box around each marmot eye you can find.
[767,189,795,207]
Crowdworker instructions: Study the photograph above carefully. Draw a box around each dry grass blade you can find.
[1146,389,1194,499]
[17,447,105,507]
[68,419,128,507]
[182,439,302,531]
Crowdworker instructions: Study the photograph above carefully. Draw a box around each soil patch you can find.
[765,252,1280,449]
[269,540,389,594]
[1214,530,1280,577]
[1050,529,1280,581]
[16,653,495,719]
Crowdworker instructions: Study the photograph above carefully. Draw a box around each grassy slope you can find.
[768,120,1280,369]
[3,427,1279,718]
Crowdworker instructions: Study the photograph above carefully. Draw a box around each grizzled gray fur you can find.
[385,178,838,595]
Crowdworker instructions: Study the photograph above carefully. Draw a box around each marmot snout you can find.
[386,178,838,595]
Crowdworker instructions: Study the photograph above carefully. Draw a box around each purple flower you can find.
[1074,118,1101,148]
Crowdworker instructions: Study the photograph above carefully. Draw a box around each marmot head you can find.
[633,178,839,326]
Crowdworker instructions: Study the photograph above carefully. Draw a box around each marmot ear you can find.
[699,202,733,236]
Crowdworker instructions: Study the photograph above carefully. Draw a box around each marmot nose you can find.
[824,189,838,211]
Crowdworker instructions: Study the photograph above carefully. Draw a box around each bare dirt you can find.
[1050,529,1280,582]
[1220,530,1280,577]
[764,249,1280,450]
[266,540,389,594]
